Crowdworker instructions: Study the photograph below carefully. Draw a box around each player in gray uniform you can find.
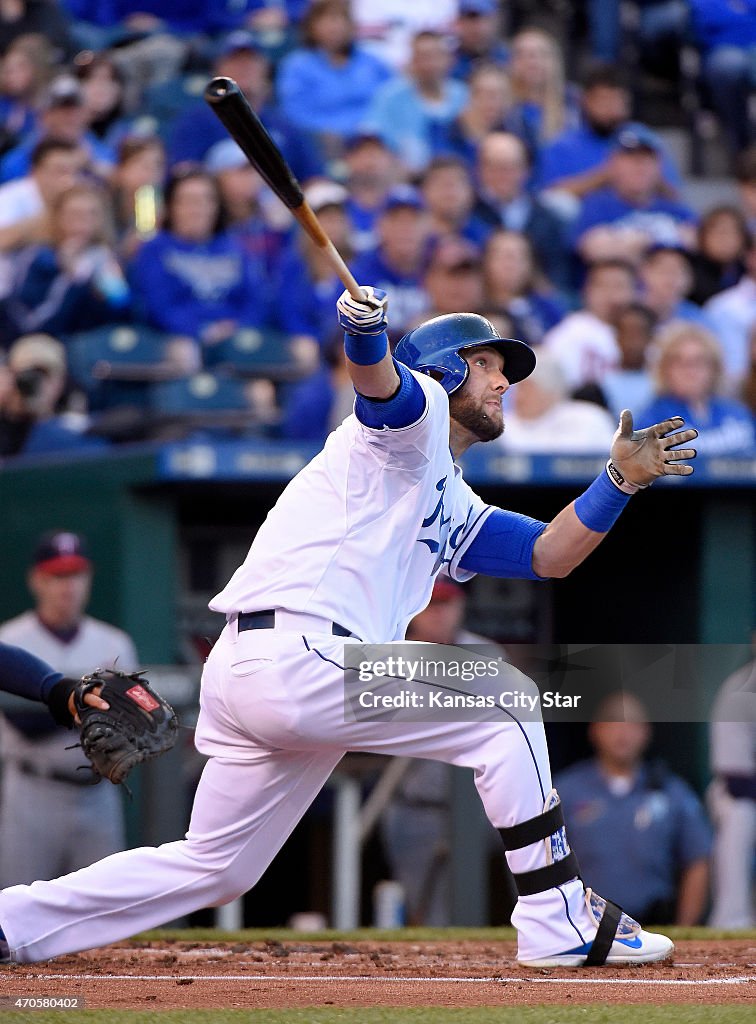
[0,531,138,887]
[0,290,697,967]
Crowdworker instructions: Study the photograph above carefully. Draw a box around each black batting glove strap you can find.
[46,677,79,728]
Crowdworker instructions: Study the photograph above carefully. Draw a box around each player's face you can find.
[29,568,92,629]
[449,346,509,442]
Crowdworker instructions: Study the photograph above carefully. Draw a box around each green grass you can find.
[1,1008,754,1024]
[136,925,756,944]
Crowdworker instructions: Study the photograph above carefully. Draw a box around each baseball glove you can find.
[73,669,179,785]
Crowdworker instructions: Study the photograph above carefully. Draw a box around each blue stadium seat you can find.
[67,324,181,410]
[203,327,306,381]
[150,373,250,415]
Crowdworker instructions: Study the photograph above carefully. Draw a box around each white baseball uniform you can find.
[0,371,597,963]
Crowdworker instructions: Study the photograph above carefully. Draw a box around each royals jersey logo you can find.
[417,476,473,574]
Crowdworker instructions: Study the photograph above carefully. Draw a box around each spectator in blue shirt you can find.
[431,63,535,172]
[363,29,467,173]
[571,124,697,268]
[351,185,432,340]
[689,0,756,157]
[469,131,570,290]
[536,66,682,205]
[273,179,351,361]
[420,156,485,248]
[507,26,580,147]
[277,0,391,162]
[342,132,401,256]
[0,74,114,185]
[690,206,749,306]
[556,691,711,925]
[0,34,52,160]
[450,0,509,81]
[638,244,717,333]
[129,167,267,353]
[4,181,130,341]
[482,229,567,346]
[169,32,320,183]
[205,138,290,281]
[640,321,756,455]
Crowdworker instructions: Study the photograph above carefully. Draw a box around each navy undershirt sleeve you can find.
[0,641,63,704]
[354,359,427,429]
[459,508,549,580]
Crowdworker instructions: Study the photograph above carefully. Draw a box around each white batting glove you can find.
[607,410,698,492]
[336,286,388,336]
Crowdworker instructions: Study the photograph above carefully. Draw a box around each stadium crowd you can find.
[0,0,754,458]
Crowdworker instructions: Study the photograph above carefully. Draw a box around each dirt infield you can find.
[1,939,754,1009]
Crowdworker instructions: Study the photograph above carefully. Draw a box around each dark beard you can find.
[587,117,622,139]
[449,390,504,442]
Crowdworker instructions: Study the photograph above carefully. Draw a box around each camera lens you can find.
[14,366,49,398]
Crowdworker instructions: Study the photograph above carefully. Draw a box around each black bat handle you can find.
[204,76,304,210]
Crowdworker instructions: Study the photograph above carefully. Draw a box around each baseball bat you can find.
[204,76,367,303]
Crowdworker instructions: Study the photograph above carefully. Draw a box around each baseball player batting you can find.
[0,292,697,967]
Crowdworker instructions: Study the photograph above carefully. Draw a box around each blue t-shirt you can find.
[129,230,269,340]
[570,188,697,252]
[273,243,343,350]
[537,123,682,191]
[277,46,392,139]
[556,759,712,919]
[351,250,430,337]
[638,394,755,456]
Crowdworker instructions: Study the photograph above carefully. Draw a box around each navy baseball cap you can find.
[459,0,497,14]
[33,531,91,575]
[614,122,663,155]
[381,185,424,215]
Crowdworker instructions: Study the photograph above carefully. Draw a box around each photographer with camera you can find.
[0,333,107,458]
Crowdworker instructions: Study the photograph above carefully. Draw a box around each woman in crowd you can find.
[273,178,350,366]
[482,228,567,346]
[432,63,534,169]
[3,180,130,341]
[0,33,52,157]
[690,206,749,306]
[420,155,483,246]
[507,27,579,146]
[639,322,755,455]
[74,51,134,153]
[277,0,391,161]
[110,134,166,257]
[129,166,268,354]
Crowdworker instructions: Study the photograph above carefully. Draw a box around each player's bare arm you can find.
[337,287,399,399]
[532,410,698,578]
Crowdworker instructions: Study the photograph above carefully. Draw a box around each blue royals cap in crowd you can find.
[614,122,664,155]
[33,531,91,576]
[217,30,265,60]
[459,0,497,15]
[381,185,425,215]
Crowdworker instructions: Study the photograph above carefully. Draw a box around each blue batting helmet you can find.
[394,313,536,394]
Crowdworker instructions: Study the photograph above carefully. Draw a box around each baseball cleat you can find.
[518,889,674,968]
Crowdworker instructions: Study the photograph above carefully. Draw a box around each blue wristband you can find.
[344,330,389,366]
[574,467,632,533]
